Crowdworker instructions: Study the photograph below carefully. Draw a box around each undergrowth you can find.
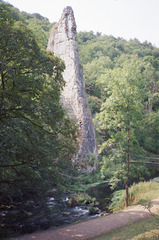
[110,181,159,212]
[67,171,106,192]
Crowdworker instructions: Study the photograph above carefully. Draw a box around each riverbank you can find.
[0,181,111,239]
[8,196,159,240]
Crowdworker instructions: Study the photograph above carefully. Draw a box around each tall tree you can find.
[0,2,77,204]
[96,58,148,207]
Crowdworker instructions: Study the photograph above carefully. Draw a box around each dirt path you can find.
[9,197,159,240]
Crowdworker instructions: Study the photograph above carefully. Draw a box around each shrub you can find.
[68,193,96,207]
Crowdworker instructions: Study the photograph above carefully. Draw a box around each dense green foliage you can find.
[0,0,54,49]
[22,12,54,49]
[0,1,77,207]
[78,32,159,117]
[77,32,159,204]
[95,58,150,206]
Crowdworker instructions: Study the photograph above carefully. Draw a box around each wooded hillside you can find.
[77,31,159,198]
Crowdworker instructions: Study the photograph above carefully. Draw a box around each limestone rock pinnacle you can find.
[47,6,98,172]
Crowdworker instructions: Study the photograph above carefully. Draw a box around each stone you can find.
[47,6,98,172]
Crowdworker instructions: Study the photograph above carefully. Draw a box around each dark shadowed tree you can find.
[0,2,77,205]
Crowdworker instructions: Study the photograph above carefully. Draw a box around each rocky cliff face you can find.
[47,6,98,172]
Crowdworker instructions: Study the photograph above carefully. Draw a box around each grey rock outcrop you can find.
[47,6,98,172]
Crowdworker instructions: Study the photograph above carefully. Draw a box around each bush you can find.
[88,206,99,215]
[152,177,159,183]
[109,189,125,212]
[68,193,96,207]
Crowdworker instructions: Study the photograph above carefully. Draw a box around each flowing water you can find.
[0,182,112,237]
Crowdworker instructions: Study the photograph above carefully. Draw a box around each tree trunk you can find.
[148,99,152,113]
[126,104,130,207]
[125,143,130,207]
[1,72,5,90]
[125,179,129,207]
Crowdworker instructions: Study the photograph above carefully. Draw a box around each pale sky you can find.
[5,0,159,47]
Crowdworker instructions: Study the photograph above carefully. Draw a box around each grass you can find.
[110,181,159,212]
[88,214,159,240]
[67,171,108,192]
[68,180,108,192]
[129,181,159,204]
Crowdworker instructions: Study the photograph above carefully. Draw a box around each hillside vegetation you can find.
[77,31,159,205]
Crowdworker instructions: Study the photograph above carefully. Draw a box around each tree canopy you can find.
[0,1,77,205]
[77,31,159,154]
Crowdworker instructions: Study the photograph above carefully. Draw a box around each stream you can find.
[0,182,112,237]
[46,195,99,226]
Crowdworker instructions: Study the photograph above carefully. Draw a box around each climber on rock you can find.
[79,120,83,128]
[65,26,68,31]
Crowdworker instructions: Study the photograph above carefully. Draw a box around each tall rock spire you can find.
[47,6,98,172]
